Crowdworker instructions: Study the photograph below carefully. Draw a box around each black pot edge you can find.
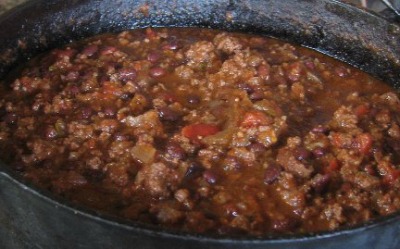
[0,0,400,245]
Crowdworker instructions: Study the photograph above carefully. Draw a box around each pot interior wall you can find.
[0,0,399,86]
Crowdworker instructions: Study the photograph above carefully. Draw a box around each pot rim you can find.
[1,0,400,243]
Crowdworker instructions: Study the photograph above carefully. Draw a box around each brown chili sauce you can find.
[1,28,400,236]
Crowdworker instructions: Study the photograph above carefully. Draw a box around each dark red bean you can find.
[304,60,315,70]
[3,113,17,125]
[113,133,130,141]
[187,94,201,105]
[80,107,93,119]
[147,51,161,63]
[149,67,166,78]
[311,125,328,134]
[120,92,133,100]
[104,107,116,117]
[312,174,331,194]
[294,147,311,161]
[118,68,137,82]
[264,163,282,184]
[165,141,186,160]
[237,83,254,94]
[185,161,204,179]
[312,147,326,158]
[249,90,264,101]
[63,71,79,82]
[82,45,98,57]
[161,92,178,104]
[203,170,218,184]
[162,39,179,50]
[100,46,117,56]
[158,107,180,122]
[44,126,58,139]
[335,66,348,77]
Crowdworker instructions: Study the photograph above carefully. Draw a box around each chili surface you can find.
[1,28,400,236]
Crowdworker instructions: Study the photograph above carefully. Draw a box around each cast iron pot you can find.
[1,0,400,248]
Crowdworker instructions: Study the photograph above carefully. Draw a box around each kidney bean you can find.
[82,44,98,57]
[80,106,93,119]
[147,51,161,63]
[163,38,179,50]
[100,46,117,56]
[44,126,58,139]
[237,83,254,94]
[304,60,315,70]
[312,147,326,158]
[249,90,264,101]
[264,163,282,184]
[335,66,348,77]
[185,161,204,179]
[149,67,166,78]
[63,71,79,82]
[104,107,116,117]
[158,106,181,122]
[120,92,133,100]
[118,68,137,82]
[3,113,17,125]
[165,141,187,161]
[113,132,130,141]
[294,147,311,161]
[311,125,328,134]
[203,170,218,185]
[187,94,201,105]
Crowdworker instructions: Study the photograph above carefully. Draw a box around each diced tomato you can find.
[182,123,220,140]
[240,111,270,128]
[377,161,400,185]
[354,104,369,117]
[383,169,400,186]
[355,133,373,155]
[324,159,340,174]
[331,133,343,148]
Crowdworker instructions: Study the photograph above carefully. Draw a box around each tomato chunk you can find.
[324,159,340,174]
[354,104,369,117]
[182,123,220,140]
[240,111,270,128]
[355,133,373,155]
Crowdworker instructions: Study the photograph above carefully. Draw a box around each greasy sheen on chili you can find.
[1,28,400,236]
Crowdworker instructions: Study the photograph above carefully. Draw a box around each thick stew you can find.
[1,28,400,236]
